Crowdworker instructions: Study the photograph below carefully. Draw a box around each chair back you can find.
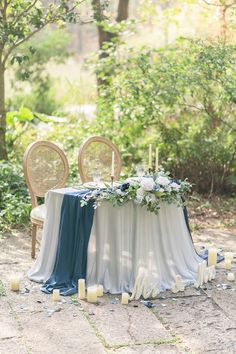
[23,141,69,207]
[78,136,122,183]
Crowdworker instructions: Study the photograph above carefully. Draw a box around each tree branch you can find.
[202,0,236,8]
[10,0,39,27]
[2,22,49,66]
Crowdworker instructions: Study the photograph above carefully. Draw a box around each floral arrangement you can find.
[81,170,191,214]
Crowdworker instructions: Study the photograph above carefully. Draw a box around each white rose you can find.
[140,177,155,191]
[136,187,145,198]
[125,177,140,186]
[116,189,125,196]
[145,193,156,203]
[170,182,180,191]
[156,176,170,186]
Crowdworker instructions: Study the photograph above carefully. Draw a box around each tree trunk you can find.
[0,59,8,160]
[220,5,227,42]
[92,0,129,87]
[116,0,129,22]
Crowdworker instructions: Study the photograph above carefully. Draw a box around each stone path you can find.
[0,229,235,354]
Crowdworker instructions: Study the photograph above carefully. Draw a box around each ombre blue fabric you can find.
[41,190,94,296]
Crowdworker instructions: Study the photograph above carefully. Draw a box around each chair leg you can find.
[31,224,37,258]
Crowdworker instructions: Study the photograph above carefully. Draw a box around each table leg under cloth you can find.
[28,188,203,295]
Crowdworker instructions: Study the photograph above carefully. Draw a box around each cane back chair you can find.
[23,141,69,258]
[78,136,122,183]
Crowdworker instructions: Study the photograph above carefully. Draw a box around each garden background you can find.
[1,0,236,233]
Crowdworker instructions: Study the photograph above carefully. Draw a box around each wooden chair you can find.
[78,136,122,183]
[23,141,69,258]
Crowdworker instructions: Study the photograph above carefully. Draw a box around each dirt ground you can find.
[0,227,235,354]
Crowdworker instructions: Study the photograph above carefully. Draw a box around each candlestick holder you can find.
[111,175,114,188]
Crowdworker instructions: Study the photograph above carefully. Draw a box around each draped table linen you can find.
[28,187,202,295]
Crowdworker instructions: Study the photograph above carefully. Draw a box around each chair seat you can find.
[30,204,46,223]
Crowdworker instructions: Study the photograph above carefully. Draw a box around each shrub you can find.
[91,39,236,194]
[0,161,31,231]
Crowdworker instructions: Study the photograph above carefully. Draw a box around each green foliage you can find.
[11,28,71,114]
[91,39,236,194]
[0,161,31,231]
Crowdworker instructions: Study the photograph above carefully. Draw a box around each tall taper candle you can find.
[148,144,152,169]
[155,147,159,171]
[111,151,115,177]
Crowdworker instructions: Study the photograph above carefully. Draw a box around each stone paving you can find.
[0,228,235,354]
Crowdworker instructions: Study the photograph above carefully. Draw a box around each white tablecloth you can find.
[28,188,202,294]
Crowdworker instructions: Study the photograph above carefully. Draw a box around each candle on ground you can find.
[78,279,86,300]
[155,147,159,171]
[97,285,103,297]
[227,273,235,282]
[87,286,97,303]
[111,151,115,177]
[148,144,152,170]
[204,269,209,283]
[211,265,216,279]
[208,248,217,266]
[225,259,232,270]
[121,292,129,305]
[199,261,206,286]
[52,289,60,301]
[175,275,185,291]
[10,278,20,292]
[224,252,234,261]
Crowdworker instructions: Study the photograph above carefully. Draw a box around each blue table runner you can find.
[41,190,94,296]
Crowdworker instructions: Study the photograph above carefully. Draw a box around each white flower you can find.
[170,182,180,191]
[116,189,125,196]
[125,177,140,186]
[164,185,171,193]
[136,187,145,198]
[140,177,155,191]
[145,193,156,203]
[156,176,170,186]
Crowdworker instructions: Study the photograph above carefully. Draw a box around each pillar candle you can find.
[148,144,152,169]
[225,252,234,261]
[155,147,159,171]
[10,278,20,292]
[87,286,97,303]
[111,151,115,177]
[175,275,184,291]
[97,285,103,297]
[171,284,179,293]
[227,273,235,282]
[121,292,129,304]
[225,259,232,270]
[208,267,212,281]
[78,279,86,300]
[204,268,209,283]
[208,248,217,266]
[211,265,216,280]
[199,261,206,286]
[52,289,60,301]
[196,263,201,284]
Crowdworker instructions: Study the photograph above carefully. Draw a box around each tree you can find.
[91,0,129,86]
[0,0,82,160]
[92,0,129,49]
[202,0,236,41]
